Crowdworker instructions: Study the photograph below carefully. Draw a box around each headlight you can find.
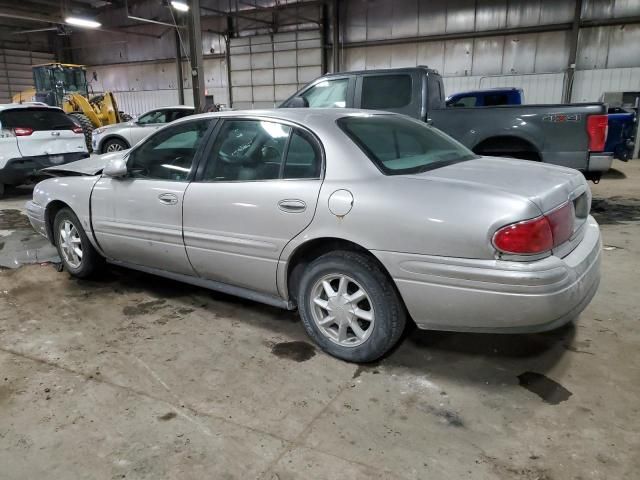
[93,127,106,136]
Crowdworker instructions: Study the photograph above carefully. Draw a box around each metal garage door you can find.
[0,49,55,103]
[229,30,322,109]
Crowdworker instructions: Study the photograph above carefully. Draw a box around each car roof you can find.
[0,103,63,112]
[151,105,195,111]
[180,108,399,130]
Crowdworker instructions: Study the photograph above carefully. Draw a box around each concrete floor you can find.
[0,162,639,480]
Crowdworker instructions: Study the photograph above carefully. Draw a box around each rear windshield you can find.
[0,108,76,131]
[337,115,477,175]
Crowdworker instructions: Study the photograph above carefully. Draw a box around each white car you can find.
[91,106,195,153]
[0,104,88,197]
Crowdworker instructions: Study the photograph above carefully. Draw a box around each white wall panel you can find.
[572,67,640,102]
[229,30,321,108]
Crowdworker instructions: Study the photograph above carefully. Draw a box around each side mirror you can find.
[103,157,128,178]
[286,96,309,108]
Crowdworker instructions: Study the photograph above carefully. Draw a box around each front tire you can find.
[53,208,103,278]
[297,250,406,362]
[101,138,129,154]
[68,112,94,152]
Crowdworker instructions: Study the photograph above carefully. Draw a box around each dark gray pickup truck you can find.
[281,67,612,181]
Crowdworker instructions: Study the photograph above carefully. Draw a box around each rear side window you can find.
[483,94,510,106]
[0,108,76,131]
[283,130,321,179]
[338,115,477,175]
[361,75,411,109]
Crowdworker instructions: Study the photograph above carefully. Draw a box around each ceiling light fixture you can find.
[65,17,101,28]
[171,1,189,12]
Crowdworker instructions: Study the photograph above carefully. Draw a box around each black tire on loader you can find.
[68,112,95,152]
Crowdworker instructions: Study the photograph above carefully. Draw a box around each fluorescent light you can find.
[65,17,101,28]
[171,1,189,11]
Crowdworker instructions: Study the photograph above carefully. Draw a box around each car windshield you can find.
[337,115,477,175]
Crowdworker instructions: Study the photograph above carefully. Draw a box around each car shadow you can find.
[601,167,627,180]
[67,265,574,384]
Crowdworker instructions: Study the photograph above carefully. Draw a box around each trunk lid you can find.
[412,156,591,256]
[423,156,587,213]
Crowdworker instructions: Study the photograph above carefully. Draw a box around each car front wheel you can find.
[54,208,103,278]
[102,138,129,153]
[297,250,406,362]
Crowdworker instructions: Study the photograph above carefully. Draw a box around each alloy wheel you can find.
[59,220,83,269]
[310,274,375,347]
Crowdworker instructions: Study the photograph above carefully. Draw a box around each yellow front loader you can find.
[12,63,128,151]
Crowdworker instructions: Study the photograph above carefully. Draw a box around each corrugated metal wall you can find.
[341,0,640,104]
[0,49,55,103]
[68,0,640,111]
[229,30,322,109]
[88,57,228,117]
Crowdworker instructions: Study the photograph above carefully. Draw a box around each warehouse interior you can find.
[0,1,639,479]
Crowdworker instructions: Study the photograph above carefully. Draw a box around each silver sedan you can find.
[91,106,195,153]
[26,109,601,362]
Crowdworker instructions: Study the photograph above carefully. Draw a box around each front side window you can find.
[137,110,168,125]
[203,120,291,181]
[361,75,412,109]
[301,79,348,108]
[127,120,210,181]
[338,115,477,175]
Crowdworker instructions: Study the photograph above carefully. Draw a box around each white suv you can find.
[0,104,88,197]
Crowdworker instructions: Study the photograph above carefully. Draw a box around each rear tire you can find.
[0,183,4,198]
[297,250,406,363]
[53,208,103,278]
[101,138,129,154]
[68,112,94,152]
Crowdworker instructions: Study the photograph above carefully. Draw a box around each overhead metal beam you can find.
[0,8,160,38]
[200,5,273,26]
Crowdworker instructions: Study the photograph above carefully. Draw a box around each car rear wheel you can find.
[54,208,103,278]
[102,138,129,153]
[0,183,4,198]
[297,250,406,362]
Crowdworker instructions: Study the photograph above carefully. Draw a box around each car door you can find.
[283,76,356,108]
[182,117,324,295]
[129,109,170,146]
[91,118,213,275]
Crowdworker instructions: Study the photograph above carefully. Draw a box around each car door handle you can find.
[278,199,306,213]
[158,193,178,205]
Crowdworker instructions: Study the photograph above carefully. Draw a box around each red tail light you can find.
[546,202,573,247]
[493,202,574,255]
[72,125,84,134]
[14,127,34,136]
[586,114,608,152]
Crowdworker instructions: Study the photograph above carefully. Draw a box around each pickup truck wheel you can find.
[0,183,4,198]
[102,138,128,153]
[53,208,103,278]
[297,250,406,363]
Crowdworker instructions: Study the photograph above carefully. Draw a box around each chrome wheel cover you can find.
[58,220,83,269]
[105,142,124,152]
[310,274,375,347]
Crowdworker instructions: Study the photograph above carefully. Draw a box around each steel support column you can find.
[174,29,185,105]
[187,0,205,112]
[331,0,339,72]
[563,0,583,103]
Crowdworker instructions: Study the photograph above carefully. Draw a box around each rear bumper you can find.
[373,216,601,333]
[587,153,613,172]
[0,152,89,185]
